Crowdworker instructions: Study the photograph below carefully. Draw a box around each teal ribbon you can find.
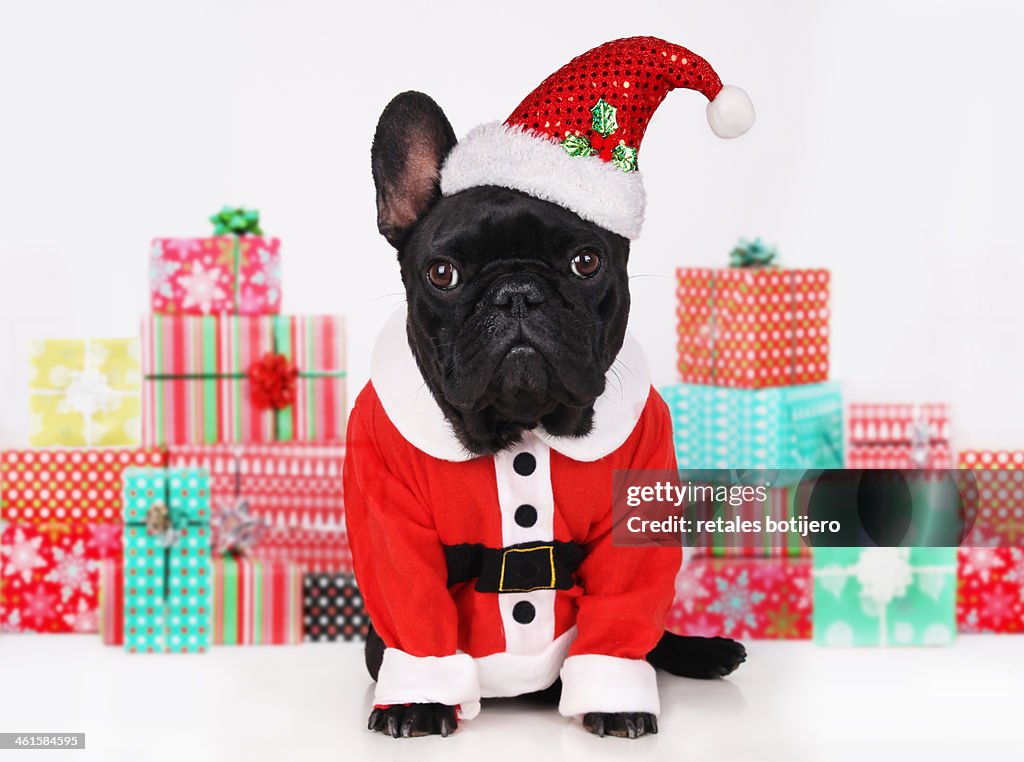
[729,237,778,268]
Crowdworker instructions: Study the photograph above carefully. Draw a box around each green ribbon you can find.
[729,238,778,268]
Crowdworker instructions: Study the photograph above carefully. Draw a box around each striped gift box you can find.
[100,555,304,645]
[211,555,303,645]
[141,314,346,446]
[99,558,123,645]
[688,486,811,558]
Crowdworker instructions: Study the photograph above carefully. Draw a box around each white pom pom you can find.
[706,85,755,139]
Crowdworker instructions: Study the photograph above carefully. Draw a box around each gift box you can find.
[688,486,811,558]
[98,557,123,644]
[122,467,211,653]
[0,521,121,633]
[813,547,957,646]
[100,555,304,646]
[150,237,281,316]
[212,555,303,645]
[150,207,281,316]
[28,338,141,446]
[141,314,346,445]
[957,450,1024,545]
[167,443,350,572]
[1,448,167,524]
[660,382,844,482]
[667,557,812,639]
[957,547,1024,634]
[676,259,830,389]
[303,573,369,642]
[847,403,952,469]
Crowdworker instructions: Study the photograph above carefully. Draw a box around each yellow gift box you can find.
[28,338,142,446]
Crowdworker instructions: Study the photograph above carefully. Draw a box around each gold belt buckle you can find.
[498,545,557,593]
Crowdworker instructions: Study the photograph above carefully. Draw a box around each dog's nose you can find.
[491,277,545,317]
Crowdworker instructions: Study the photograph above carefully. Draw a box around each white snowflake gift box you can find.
[0,521,123,633]
[28,337,141,447]
[813,547,957,646]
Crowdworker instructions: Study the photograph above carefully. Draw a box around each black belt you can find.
[444,541,585,593]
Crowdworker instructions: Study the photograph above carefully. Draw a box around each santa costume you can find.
[345,36,754,721]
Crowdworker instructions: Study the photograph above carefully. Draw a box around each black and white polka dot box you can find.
[302,573,369,642]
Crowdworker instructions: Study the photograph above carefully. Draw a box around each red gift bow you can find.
[248,353,299,411]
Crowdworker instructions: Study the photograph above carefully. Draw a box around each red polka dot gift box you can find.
[1,448,166,525]
[0,448,164,634]
[676,247,830,389]
[957,450,1024,547]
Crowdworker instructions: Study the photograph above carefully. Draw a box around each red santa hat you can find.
[440,36,754,240]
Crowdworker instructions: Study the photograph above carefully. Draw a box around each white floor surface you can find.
[0,635,1020,762]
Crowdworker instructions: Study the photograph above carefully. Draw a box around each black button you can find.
[512,601,536,624]
[515,504,537,527]
[513,453,536,476]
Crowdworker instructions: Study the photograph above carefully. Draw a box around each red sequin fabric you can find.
[507,36,724,164]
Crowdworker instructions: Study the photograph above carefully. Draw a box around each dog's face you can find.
[372,92,631,455]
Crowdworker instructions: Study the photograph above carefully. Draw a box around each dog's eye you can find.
[570,250,602,278]
[427,260,460,290]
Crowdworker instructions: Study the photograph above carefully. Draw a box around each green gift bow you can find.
[210,206,263,236]
[729,237,778,268]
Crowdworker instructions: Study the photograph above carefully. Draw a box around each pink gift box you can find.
[150,236,281,316]
[667,557,812,640]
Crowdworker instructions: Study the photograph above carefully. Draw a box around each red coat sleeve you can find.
[344,384,480,717]
[559,388,681,718]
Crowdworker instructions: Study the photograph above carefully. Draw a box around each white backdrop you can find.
[1,0,1022,448]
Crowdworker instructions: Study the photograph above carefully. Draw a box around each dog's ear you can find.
[371,91,457,249]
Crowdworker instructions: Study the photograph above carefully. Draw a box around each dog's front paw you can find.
[367,703,458,738]
[582,712,658,739]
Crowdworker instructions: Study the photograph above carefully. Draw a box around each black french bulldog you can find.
[363,91,745,739]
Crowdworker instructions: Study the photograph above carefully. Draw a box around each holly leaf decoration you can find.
[590,98,618,137]
[561,133,596,157]
[611,143,638,172]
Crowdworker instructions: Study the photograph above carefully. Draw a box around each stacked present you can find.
[663,239,836,639]
[661,240,1008,645]
[1,207,369,649]
[847,403,952,469]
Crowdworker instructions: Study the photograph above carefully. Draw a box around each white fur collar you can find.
[370,308,651,463]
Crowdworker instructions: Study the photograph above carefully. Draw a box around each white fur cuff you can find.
[558,654,660,718]
[374,648,482,720]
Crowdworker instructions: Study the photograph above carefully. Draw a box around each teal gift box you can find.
[813,547,957,646]
[122,467,211,653]
[659,382,844,483]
